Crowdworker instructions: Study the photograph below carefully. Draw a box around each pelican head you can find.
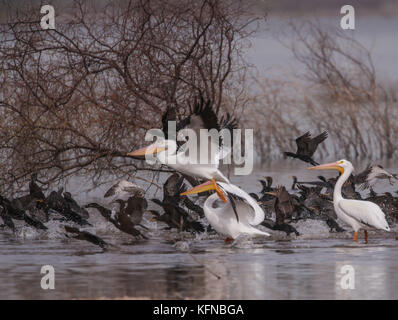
[307,159,353,174]
[127,139,176,157]
[180,179,227,203]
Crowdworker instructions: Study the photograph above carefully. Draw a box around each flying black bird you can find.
[291,175,332,190]
[85,199,147,239]
[0,195,47,230]
[63,192,90,219]
[11,173,46,212]
[354,164,398,190]
[284,131,328,166]
[261,186,300,236]
[162,94,238,146]
[45,189,91,226]
[150,174,205,233]
[64,225,108,249]
[161,173,204,217]
[104,180,145,201]
[0,205,16,231]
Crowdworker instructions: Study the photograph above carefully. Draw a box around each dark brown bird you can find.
[151,173,205,233]
[284,131,328,166]
[260,186,300,236]
[0,195,47,230]
[64,225,108,249]
[11,173,46,212]
[85,199,147,239]
[353,164,398,190]
[29,173,45,201]
[45,189,91,226]
[63,192,90,219]
[291,175,332,190]
[267,186,294,224]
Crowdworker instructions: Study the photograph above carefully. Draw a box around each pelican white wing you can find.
[219,182,265,226]
[205,197,270,239]
[337,199,390,231]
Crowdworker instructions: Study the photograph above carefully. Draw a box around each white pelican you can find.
[181,180,269,241]
[127,138,230,183]
[308,160,390,243]
[127,96,236,184]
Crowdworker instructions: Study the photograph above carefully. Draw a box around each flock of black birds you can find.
[1,126,398,249]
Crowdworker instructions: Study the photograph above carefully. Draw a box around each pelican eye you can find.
[338,161,344,164]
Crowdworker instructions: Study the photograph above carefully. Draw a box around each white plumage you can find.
[309,159,390,242]
[129,138,230,183]
[182,181,269,240]
[337,199,390,232]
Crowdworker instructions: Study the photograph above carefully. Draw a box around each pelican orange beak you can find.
[307,161,344,174]
[180,179,228,203]
[127,143,167,157]
[265,191,277,196]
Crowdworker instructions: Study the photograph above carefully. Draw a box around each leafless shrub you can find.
[0,0,266,194]
[248,21,398,162]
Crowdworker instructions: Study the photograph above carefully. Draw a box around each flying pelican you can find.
[284,131,328,166]
[180,180,269,241]
[308,160,390,243]
[127,96,237,184]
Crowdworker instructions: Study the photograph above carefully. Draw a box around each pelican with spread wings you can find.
[181,180,269,241]
[127,96,237,185]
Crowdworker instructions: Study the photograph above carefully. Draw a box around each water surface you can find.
[1,163,397,300]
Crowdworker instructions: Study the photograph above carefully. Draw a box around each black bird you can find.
[104,180,145,201]
[11,173,46,212]
[150,174,204,233]
[261,186,300,236]
[353,164,398,190]
[162,173,204,217]
[291,175,332,190]
[261,219,300,236]
[85,200,147,239]
[0,205,16,231]
[116,196,148,226]
[162,94,238,146]
[259,176,274,193]
[64,225,108,249]
[63,192,90,219]
[284,131,328,166]
[365,192,398,224]
[151,198,205,233]
[294,185,345,232]
[256,177,276,202]
[29,173,46,200]
[0,195,47,230]
[266,186,294,224]
[45,189,91,226]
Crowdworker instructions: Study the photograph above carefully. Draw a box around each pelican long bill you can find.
[181,179,228,203]
[127,143,166,157]
[307,161,345,174]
